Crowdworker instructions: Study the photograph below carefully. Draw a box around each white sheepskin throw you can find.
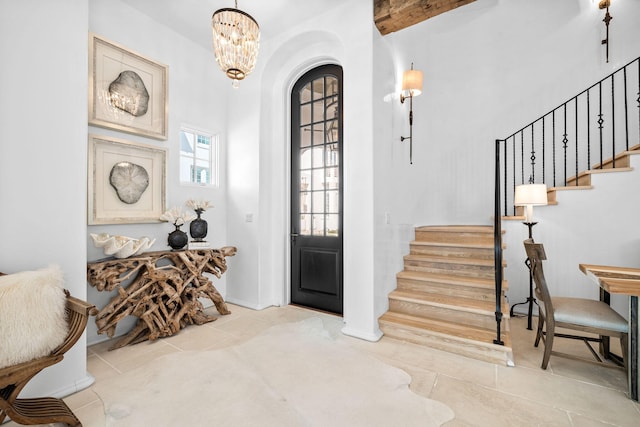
[0,265,68,369]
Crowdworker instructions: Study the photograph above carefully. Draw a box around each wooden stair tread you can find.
[397,270,508,290]
[404,253,499,267]
[410,240,503,249]
[380,311,512,348]
[414,225,494,234]
[548,185,593,191]
[389,289,509,315]
[585,166,633,175]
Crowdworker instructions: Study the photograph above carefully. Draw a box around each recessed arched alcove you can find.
[245,26,382,341]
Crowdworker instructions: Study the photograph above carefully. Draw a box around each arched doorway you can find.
[290,64,343,314]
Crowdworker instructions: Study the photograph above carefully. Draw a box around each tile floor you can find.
[5,304,640,426]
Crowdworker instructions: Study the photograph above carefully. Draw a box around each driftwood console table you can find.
[87,247,236,350]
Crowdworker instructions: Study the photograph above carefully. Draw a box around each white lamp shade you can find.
[401,69,423,97]
[514,184,548,206]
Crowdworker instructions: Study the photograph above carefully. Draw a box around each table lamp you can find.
[514,183,548,235]
[511,183,548,329]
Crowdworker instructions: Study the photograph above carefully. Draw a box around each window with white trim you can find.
[180,127,218,186]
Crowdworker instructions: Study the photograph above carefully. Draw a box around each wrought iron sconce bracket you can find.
[399,93,415,164]
[599,0,612,63]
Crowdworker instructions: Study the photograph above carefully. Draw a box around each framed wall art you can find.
[88,134,166,224]
[89,33,168,140]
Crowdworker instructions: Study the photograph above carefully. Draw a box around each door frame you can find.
[289,64,343,313]
[283,60,342,309]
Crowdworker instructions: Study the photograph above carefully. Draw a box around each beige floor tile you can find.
[400,365,439,398]
[87,353,120,381]
[496,364,638,426]
[431,374,573,427]
[90,339,179,374]
[249,304,320,325]
[207,309,278,339]
[63,388,101,412]
[376,338,499,389]
[162,321,237,351]
[568,412,638,427]
[442,419,474,427]
[73,398,106,427]
[546,356,627,390]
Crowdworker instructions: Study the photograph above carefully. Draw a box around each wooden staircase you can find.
[379,225,514,366]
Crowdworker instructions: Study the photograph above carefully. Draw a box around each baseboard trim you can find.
[341,325,383,342]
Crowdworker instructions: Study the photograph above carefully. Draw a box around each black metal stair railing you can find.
[492,56,640,346]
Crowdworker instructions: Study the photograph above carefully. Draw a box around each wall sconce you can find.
[599,0,612,63]
[399,63,423,164]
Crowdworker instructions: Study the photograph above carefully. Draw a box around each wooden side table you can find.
[87,247,236,350]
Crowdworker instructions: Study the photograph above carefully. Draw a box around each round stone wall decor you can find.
[108,70,150,117]
[109,162,149,204]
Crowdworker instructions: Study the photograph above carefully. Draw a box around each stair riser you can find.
[388,299,506,330]
[410,245,494,259]
[404,262,496,279]
[567,173,593,186]
[397,278,500,301]
[596,155,630,170]
[379,321,512,366]
[414,231,493,246]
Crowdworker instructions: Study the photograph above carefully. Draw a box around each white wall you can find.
[372,30,418,320]
[0,0,91,398]
[373,0,640,318]
[86,0,230,344]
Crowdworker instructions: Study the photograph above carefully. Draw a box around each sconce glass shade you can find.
[212,5,260,87]
[401,69,423,98]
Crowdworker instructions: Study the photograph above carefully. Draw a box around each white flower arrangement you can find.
[186,199,213,212]
[159,207,196,226]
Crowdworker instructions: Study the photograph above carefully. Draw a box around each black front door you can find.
[290,64,343,314]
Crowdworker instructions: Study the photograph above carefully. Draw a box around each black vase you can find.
[167,225,188,250]
[190,209,208,241]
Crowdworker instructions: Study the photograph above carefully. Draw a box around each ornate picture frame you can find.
[89,34,168,140]
[88,134,166,225]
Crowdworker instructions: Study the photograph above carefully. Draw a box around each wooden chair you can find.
[523,239,628,370]
[0,285,97,426]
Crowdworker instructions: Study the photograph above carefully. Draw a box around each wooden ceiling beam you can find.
[374,0,476,35]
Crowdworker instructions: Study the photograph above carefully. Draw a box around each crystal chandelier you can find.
[211,1,260,88]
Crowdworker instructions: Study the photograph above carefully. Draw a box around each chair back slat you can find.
[523,239,554,321]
